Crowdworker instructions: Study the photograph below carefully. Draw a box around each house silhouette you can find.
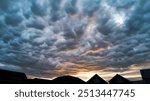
[51,75,85,84]
[140,69,150,84]
[87,74,108,84]
[132,80,145,84]
[0,69,27,83]
[27,78,53,84]
[109,74,132,84]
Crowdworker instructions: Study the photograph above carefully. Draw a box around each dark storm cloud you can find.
[5,13,24,26]
[64,0,77,14]
[0,0,10,11]
[107,0,136,8]
[83,0,101,16]
[49,0,64,22]
[0,0,149,78]
[31,0,47,16]
[0,17,5,28]
[26,17,46,30]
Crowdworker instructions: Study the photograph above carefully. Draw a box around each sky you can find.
[0,0,150,81]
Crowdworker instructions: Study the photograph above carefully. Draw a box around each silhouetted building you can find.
[132,80,145,84]
[0,69,27,83]
[51,76,85,84]
[27,78,53,84]
[87,74,108,84]
[140,69,150,84]
[109,74,132,84]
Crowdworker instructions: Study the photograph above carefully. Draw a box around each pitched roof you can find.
[109,74,132,84]
[87,74,108,84]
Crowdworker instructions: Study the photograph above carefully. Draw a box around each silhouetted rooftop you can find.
[0,69,27,83]
[109,74,132,84]
[52,75,85,84]
[87,74,108,84]
[27,78,53,84]
[140,69,150,84]
[140,69,150,79]
[132,80,145,84]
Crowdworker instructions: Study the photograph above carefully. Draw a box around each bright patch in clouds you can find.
[114,14,125,25]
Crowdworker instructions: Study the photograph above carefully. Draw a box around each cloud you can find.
[0,0,149,79]
[5,13,24,26]
[64,0,77,14]
[82,0,101,16]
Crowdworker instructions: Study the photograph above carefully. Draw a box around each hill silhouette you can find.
[87,74,108,84]
[109,74,132,84]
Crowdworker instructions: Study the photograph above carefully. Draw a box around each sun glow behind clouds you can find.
[114,13,125,25]
[73,64,144,81]
[74,70,142,81]
[102,1,126,26]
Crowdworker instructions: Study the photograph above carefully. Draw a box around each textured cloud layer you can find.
[0,0,150,79]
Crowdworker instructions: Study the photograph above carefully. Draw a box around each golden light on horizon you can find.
[72,64,145,81]
[26,62,150,82]
[73,70,142,82]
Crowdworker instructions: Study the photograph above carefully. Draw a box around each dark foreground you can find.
[0,69,150,84]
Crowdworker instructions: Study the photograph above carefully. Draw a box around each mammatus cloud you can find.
[0,0,149,80]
